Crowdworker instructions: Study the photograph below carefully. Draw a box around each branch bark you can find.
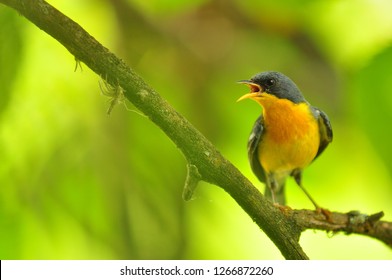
[290,210,392,248]
[2,0,391,258]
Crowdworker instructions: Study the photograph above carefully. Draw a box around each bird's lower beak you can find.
[237,92,260,102]
[237,80,263,102]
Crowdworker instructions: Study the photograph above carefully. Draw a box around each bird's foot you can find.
[274,203,292,214]
[316,207,333,222]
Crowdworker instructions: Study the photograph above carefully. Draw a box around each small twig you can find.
[74,57,83,72]
[290,209,392,248]
[182,164,201,201]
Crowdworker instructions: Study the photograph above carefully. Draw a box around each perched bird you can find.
[237,71,333,208]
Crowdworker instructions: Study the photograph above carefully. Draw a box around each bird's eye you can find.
[265,79,275,87]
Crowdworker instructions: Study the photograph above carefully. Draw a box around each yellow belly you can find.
[258,98,320,173]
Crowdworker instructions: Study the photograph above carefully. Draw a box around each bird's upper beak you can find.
[237,80,264,102]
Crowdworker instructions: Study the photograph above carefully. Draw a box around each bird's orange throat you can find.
[257,95,317,143]
[255,94,320,173]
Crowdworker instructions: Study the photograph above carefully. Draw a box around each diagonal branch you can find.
[1,0,391,259]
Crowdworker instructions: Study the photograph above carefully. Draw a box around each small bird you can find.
[237,71,333,208]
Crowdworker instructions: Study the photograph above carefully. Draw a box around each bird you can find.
[237,71,333,208]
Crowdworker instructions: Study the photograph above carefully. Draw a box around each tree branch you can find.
[2,0,391,259]
[290,210,392,248]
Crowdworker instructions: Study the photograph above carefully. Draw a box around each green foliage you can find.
[351,46,392,174]
[0,0,391,259]
[0,9,23,114]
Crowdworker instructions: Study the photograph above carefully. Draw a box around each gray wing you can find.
[247,116,266,183]
[312,106,333,159]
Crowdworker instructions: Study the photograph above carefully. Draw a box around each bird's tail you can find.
[264,181,286,205]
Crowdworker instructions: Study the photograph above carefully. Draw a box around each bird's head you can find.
[237,71,306,104]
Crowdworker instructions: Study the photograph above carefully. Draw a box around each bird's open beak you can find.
[236,80,263,102]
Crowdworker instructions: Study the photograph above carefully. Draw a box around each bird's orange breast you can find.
[256,95,320,173]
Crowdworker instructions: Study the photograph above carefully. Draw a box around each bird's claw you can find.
[274,203,292,214]
[316,207,333,222]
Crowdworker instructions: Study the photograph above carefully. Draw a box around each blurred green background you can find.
[1,0,392,259]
